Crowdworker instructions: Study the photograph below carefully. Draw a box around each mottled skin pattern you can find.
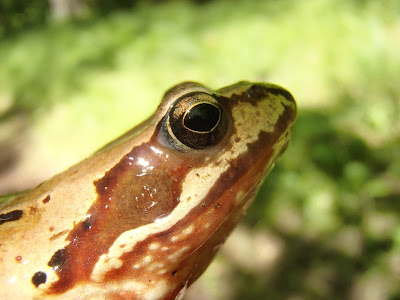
[0,81,296,299]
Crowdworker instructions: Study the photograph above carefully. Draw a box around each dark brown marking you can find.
[229,157,238,169]
[29,206,38,215]
[32,271,47,287]
[82,214,94,230]
[268,87,296,103]
[48,249,68,269]
[214,160,221,166]
[42,195,51,204]
[0,210,23,225]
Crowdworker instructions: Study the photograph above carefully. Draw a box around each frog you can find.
[0,81,296,299]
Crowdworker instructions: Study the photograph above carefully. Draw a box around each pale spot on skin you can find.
[161,246,169,251]
[206,209,215,215]
[111,257,123,269]
[91,256,123,282]
[143,255,152,263]
[149,242,160,250]
[236,190,245,204]
[182,225,194,235]
[142,279,171,300]
[171,236,179,242]
[147,262,165,272]
[46,278,148,299]
[168,246,190,262]
[133,264,141,269]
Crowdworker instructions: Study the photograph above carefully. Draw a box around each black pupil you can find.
[184,103,220,132]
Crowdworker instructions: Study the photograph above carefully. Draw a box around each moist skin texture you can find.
[0,81,296,300]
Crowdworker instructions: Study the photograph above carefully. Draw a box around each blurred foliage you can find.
[0,0,49,38]
[241,107,400,299]
[0,0,212,39]
[0,0,400,299]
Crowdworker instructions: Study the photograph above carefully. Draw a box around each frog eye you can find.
[166,93,227,150]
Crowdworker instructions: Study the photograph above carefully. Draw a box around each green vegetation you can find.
[1,0,399,299]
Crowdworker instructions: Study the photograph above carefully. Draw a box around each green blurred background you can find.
[1,0,399,299]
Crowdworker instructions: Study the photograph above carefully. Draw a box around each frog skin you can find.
[0,81,296,300]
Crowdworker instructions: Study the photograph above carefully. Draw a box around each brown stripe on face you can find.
[194,98,296,214]
[46,124,209,294]
[45,82,296,295]
[162,96,295,236]
[101,92,296,287]
[170,101,296,286]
